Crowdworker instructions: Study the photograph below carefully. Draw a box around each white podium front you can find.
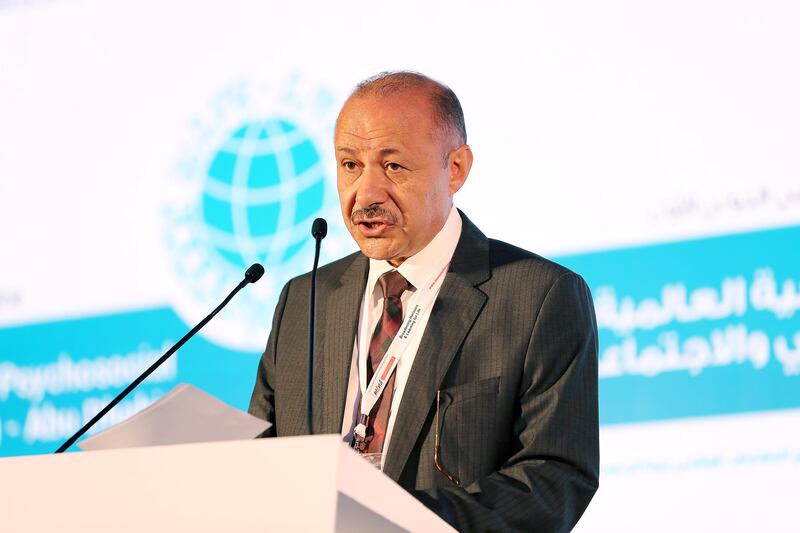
[0,435,454,532]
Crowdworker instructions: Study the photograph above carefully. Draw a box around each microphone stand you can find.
[54,264,265,453]
[308,218,327,434]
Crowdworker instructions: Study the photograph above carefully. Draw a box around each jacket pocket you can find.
[437,376,501,485]
[441,375,500,404]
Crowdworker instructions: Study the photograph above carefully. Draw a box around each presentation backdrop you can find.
[1,0,798,531]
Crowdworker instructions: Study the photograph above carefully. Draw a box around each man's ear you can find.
[447,144,473,196]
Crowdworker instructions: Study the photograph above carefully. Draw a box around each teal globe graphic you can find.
[201,119,326,269]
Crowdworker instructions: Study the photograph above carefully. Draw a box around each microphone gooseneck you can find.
[54,263,265,453]
[308,218,327,434]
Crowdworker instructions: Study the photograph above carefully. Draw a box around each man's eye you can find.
[386,162,403,172]
[342,161,358,171]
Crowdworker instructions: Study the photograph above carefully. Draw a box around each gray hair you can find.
[350,71,467,146]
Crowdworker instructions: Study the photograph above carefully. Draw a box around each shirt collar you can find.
[367,205,462,297]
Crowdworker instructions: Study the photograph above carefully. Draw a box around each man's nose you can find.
[355,165,389,207]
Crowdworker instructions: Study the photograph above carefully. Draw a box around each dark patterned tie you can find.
[363,270,410,454]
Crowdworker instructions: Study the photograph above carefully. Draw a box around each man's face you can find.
[335,90,470,266]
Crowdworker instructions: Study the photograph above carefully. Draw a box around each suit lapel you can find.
[383,212,491,481]
[312,254,368,434]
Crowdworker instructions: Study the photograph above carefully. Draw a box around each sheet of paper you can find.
[79,383,271,451]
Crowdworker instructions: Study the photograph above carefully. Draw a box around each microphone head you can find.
[312,217,328,239]
[245,263,265,284]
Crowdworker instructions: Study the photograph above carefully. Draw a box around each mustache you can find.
[350,206,398,225]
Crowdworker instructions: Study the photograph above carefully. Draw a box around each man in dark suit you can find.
[249,71,599,532]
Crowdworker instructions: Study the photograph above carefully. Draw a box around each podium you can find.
[0,435,454,532]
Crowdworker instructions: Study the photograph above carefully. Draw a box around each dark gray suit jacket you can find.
[249,212,599,532]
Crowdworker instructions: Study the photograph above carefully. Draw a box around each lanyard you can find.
[353,262,449,443]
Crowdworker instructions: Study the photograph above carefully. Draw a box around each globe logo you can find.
[201,119,326,270]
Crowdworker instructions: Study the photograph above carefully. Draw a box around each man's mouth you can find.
[359,220,386,229]
[354,218,392,237]
[350,206,398,238]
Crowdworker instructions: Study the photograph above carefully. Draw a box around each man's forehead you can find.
[335,92,437,149]
[334,128,410,158]
[339,97,423,127]
[336,144,403,158]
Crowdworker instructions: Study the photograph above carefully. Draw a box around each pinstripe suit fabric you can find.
[248,211,599,532]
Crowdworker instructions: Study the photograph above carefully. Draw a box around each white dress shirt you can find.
[340,205,463,466]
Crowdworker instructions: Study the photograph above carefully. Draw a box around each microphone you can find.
[312,218,327,239]
[55,263,266,453]
[245,263,265,283]
[308,218,327,434]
